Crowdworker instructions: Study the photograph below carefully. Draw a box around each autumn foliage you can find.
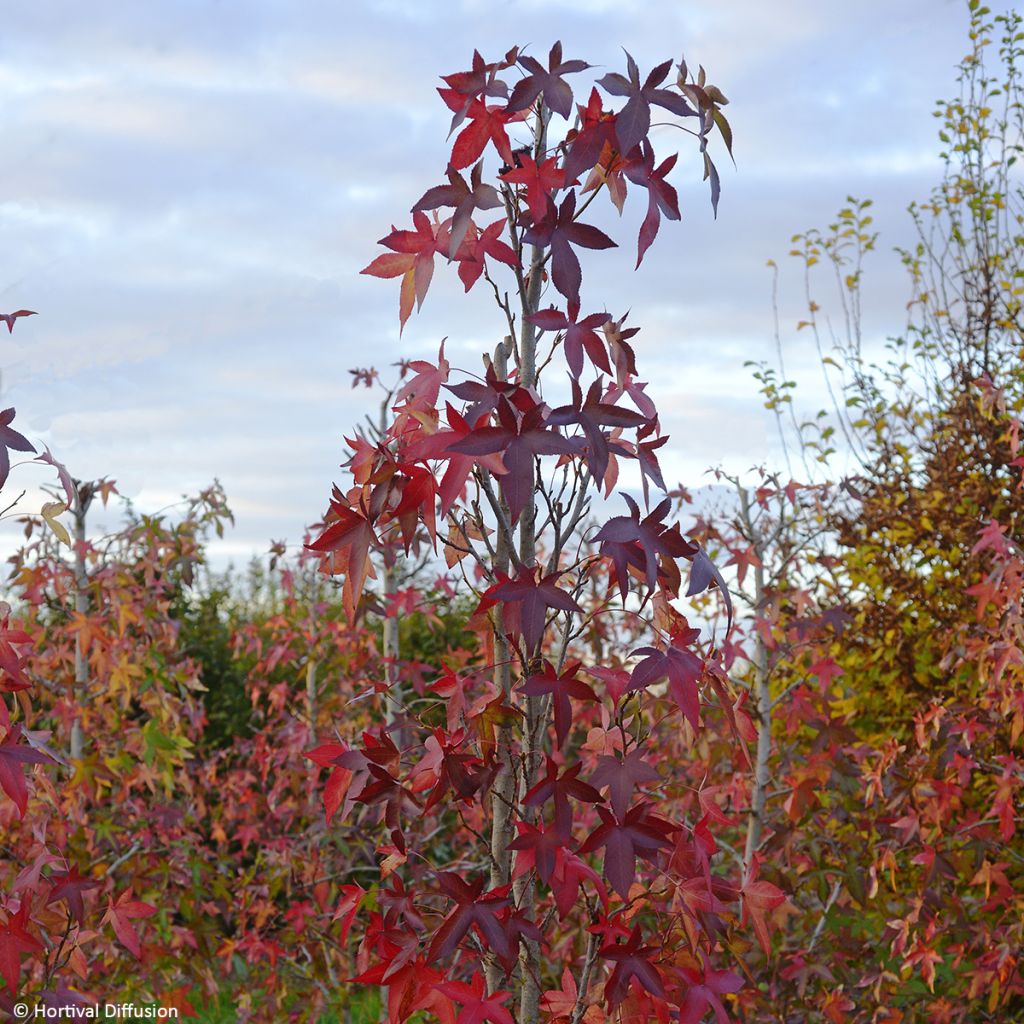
[0,7,1023,1024]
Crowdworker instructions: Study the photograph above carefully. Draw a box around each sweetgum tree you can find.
[308,44,777,1024]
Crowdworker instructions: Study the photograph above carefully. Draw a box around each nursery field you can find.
[1,4,1023,1022]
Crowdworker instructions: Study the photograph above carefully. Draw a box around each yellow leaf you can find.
[41,501,71,545]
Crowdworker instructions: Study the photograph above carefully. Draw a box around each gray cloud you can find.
[0,0,1012,564]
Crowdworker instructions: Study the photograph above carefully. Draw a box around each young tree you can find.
[307,42,775,1024]
[696,5,1024,1018]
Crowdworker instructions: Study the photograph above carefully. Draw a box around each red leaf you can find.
[102,889,157,959]
[600,925,666,1009]
[435,972,513,1024]
[0,903,41,993]
[518,661,598,748]
[0,310,36,333]
[47,866,99,926]
[0,726,52,818]
[578,802,676,898]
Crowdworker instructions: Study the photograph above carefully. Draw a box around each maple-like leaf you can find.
[428,664,494,732]
[539,967,578,1022]
[445,363,532,423]
[413,162,503,258]
[506,41,590,119]
[594,494,695,601]
[307,490,379,620]
[354,954,455,1024]
[600,925,666,1009]
[362,212,445,331]
[0,903,42,994]
[523,755,603,833]
[412,728,493,811]
[468,693,523,762]
[521,191,616,306]
[500,155,569,223]
[435,972,514,1024]
[0,408,36,491]
[102,889,157,959]
[405,404,506,517]
[451,219,518,292]
[724,542,763,588]
[305,741,365,823]
[633,424,670,506]
[670,955,743,1024]
[446,401,576,525]
[519,662,598,748]
[487,567,584,654]
[427,872,511,962]
[552,850,607,917]
[328,884,364,950]
[597,53,694,158]
[353,763,421,855]
[548,380,648,487]
[389,463,439,552]
[450,100,520,170]
[394,339,450,411]
[47,866,99,925]
[741,855,786,954]
[0,726,52,817]
[585,665,633,705]
[439,48,516,133]
[588,750,661,821]
[527,302,611,379]
[578,802,676,898]
[508,820,572,885]
[629,641,704,729]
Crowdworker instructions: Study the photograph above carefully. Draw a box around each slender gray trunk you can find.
[738,485,772,869]
[69,485,92,761]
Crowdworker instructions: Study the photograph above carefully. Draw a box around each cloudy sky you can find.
[0,0,1008,565]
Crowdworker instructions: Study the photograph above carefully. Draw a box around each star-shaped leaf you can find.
[597,52,694,158]
[102,889,157,959]
[522,191,616,306]
[362,212,445,331]
[528,302,611,379]
[0,903,42,994]
[428,873,511,962]
[506,41,590,119]
[548,381,648,490]
[629,641,704,730]
[594,494,695,601]
[0,726,53,818]
[589,750,661,821]
[47,867,99,925]
[307,490,379,620]
[622,140,680,267]
[519,662,598,749]
[600,925,666,1009]
[500,155,570,223]
[487,567,583,654]
[413,162,503,258]
[435,972,514,1024]
[578,802,677,898]
[446,400,576,525]
[450,100,521,170]
[523,755,603,833]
